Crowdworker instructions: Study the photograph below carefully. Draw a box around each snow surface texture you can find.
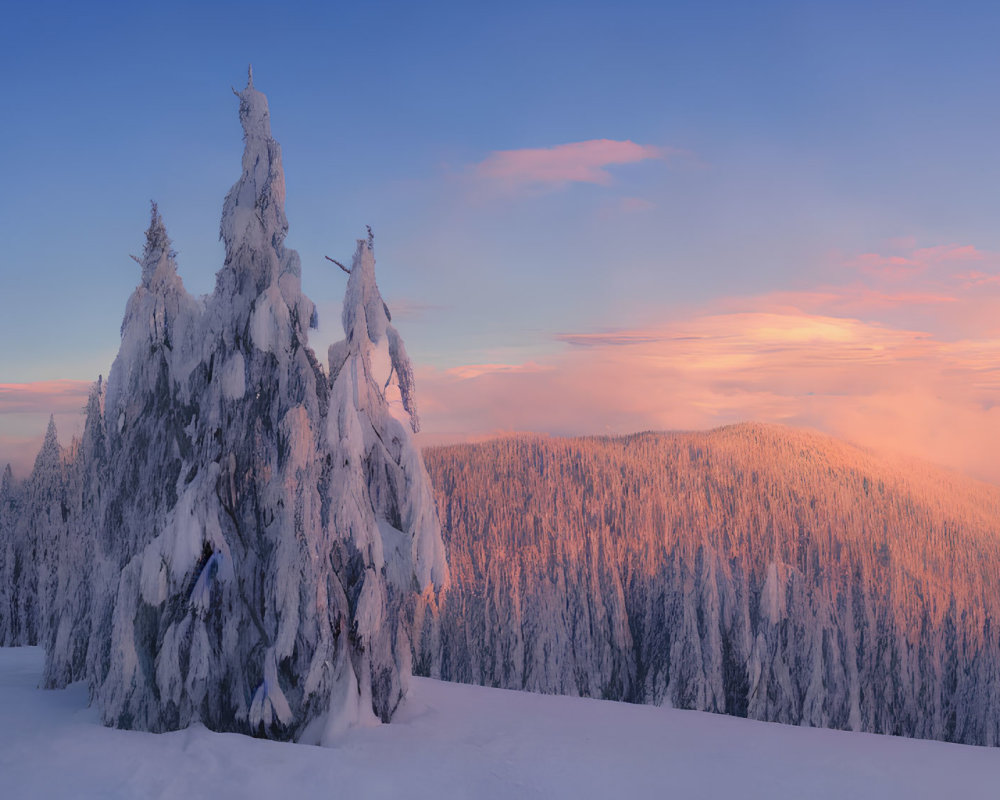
[417,427,1000,747]
[1,647,998,800]
[0,72,447,742]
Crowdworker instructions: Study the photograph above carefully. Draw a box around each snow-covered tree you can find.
[30,70,448,743]
[42,379,105,688]
[418,426,1000,746]
[0,462,27,645]
[1,419,67,649]
[322,235,449,728]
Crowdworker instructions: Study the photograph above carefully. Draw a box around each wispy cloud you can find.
[6,244,1000,484]
[471,139,668,191]
[718,287,959,317]
[848,253,922,280]
[847,243,992,281]
[556,331,672,347]
[0,380,92,414]
[445,362,551,380]
[415,249,1000,483]
[912,244,986,263]
[384,298,446,323]
[954,270,1000,288]
[617,196,656,213]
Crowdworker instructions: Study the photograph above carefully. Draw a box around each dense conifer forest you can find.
[415,424,1000,745]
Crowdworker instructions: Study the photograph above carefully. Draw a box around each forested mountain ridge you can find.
[415,424,1000,746]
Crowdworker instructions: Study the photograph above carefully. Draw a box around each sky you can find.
[2,0,1000,481]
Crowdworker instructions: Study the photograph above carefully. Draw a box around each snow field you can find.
[1,647,997,800]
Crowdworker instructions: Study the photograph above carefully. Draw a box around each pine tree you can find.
[43,378,105,688]
[31,71,451,743]
[0,462,23,645]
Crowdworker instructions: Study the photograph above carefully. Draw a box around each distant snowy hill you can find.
[1,647,997,799]
[416,425,1000,746]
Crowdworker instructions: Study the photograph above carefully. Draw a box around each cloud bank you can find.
[416,243,1000,483]
[5,243,1000,484]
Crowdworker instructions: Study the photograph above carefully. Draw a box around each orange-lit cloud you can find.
[742,241,1000,339]
[5,244,1000,485]
[416,292,1000,482]
[472,139,667,190]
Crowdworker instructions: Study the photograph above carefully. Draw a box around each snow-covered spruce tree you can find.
[0,462,28,645]
[324,235,449,727]
[42,379,106,688]
[60,70,447,742]
[0,418,67,648]
[77,201,201,724]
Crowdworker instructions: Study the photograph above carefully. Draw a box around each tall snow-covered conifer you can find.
[25,70,448,743]
[8,419,66,649]
[86,200,203,726]
[0,462,28,646]
[42,379,105,688]
[322,235,449,729]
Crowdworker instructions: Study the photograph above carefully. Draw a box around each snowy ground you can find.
[1,648,998,799]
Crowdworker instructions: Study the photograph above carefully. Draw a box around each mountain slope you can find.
[415,424,1000,745]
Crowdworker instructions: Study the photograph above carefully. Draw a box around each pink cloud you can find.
[618,196,656,213]
[445,362,551,380]
[472,139,667,190]
[912,244,986,263]
[6,239,1000,485]
[849,253,922,280]
[953,270,1000,289]
[556,331,671,347]
[718,286,957,317]
[732,242,1000,341]
[416,308,1000,483]
[847,243,992,281]
[0,380,93,414]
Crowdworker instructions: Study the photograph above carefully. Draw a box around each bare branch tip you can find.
[325,255,351,275]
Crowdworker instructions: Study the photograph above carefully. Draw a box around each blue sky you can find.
[3,1,1000,478]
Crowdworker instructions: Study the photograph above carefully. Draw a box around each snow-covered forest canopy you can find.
[416,425,1000,746]
[0,71,447,743]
